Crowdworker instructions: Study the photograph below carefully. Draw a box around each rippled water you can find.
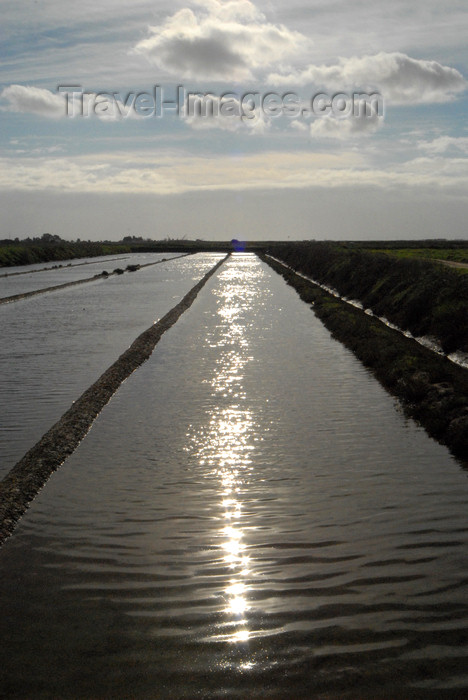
[0,253,223,474]
[0,254,467,698]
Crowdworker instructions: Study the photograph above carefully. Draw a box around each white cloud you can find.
[133,0,308,80]
[0,149,467,197]
[0,84,66,118]
[0,85,144,121]
[132,4,466,107]
[309,112,384,140]
[184,92,270,133]
[417,135,468,154]
[269,52,466,105]
[290,119,307,132]
[0,83,268,133]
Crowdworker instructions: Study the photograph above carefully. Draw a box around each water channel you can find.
[0,253,467,698]
[0,253,223,475]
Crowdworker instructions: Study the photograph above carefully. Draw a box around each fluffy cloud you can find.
[184,92,269,133]
[132,1,466,106]
[309,111,384,140]
[417,136,468,154]
[0,85,143,121]
[0,149,467,196]
[269,52,466,105]
[0,84,65,118]
[133,0,307,80]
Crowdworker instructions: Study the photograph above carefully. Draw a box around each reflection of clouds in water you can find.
[187,256,260,645]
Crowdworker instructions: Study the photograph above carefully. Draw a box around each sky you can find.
[0,0,467,241]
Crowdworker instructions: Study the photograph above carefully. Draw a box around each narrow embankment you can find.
[261,253,468,462]
[268,242,468,356]
[0,254,228,546]
[0,255,130,278]
[0,272,114,305]
[0,254,191,305]
[440,260,468,271]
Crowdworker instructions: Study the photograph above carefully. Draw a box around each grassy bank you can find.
[267,242,468,355]
[364,247,468,267]
[0,240,131,267]
[261,254,468,462]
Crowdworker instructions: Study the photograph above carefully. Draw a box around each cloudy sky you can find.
[1,0,467,241]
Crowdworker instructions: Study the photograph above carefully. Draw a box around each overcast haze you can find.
[1,0,467,241]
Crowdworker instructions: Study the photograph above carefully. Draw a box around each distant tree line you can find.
[0,234,131,267]
[346,239,468,250]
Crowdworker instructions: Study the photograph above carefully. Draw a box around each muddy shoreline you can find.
[0,254,227,546]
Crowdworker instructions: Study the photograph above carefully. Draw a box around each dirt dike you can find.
[0,253,191,305]
[0,254,228,546]
[260,253,468,464]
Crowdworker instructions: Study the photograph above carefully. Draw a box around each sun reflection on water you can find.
[186,256,260,647]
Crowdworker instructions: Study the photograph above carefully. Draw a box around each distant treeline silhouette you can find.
[0,234,131,267]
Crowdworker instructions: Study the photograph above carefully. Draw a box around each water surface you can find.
[0,252,179,297]
[0,253,223,474]
[0,254,467,698]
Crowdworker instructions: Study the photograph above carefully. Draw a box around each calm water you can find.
[0,253,223,475]
[0,254,467,698]
[0,253,131,277]
[0,252,180,298]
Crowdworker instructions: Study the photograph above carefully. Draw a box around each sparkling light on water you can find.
[186,256,258,646]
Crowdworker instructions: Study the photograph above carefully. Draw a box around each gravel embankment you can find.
[0,254,228,546]
[0,254,191,305]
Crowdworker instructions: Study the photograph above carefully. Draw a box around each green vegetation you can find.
[347,239,468,271]
[0,234,130,267]
[366,248,468,266]
[268,242,468,354]
[349,239,468,251]
[0,233,278,267]
[262,254,468,461]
